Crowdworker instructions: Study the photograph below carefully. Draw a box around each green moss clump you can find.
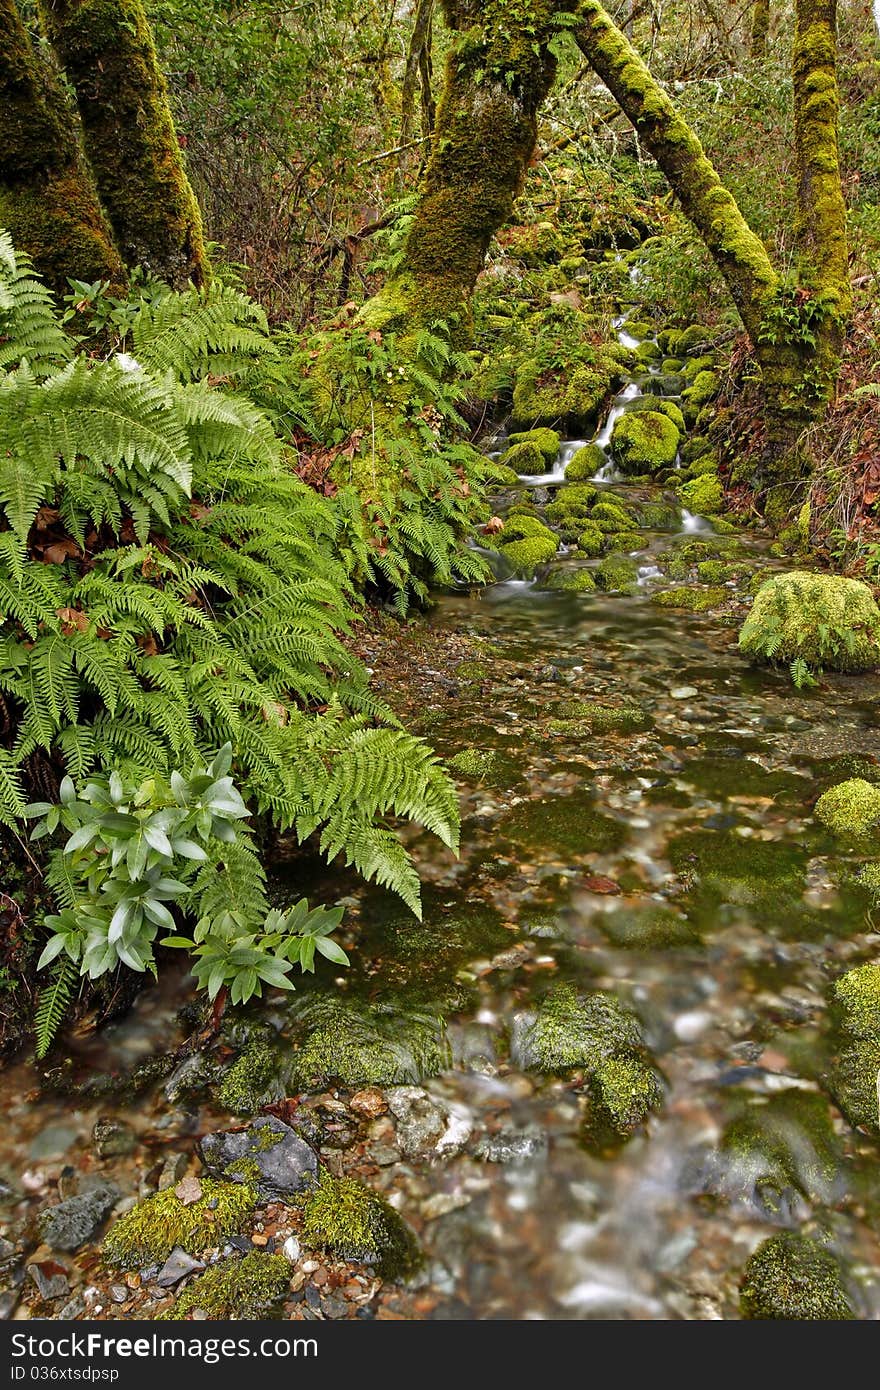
[454,658,490,681]
[499,533,559,576]
[590,499,636,532]
[595,552,639,593]
[287,996,450,1088]
[448,748,506,779]
[635,339,662,363]
[565,444,605,480]
[302,1170,421,1280]
[814,780,880,838]
[676,325,715,355]
[218,1044,282,1116]
[680,434,713,464]
[577,525,605,557]
[103,1180,257,1268]
[739,572,880,673]
[554,699,649,733]
[739,1234,854,1320]
[610,410,680,474]
[500,793,625,855]
[540,566,597,593]
[657,327,683,354]
[831,963,880,1039]
[605,530,643,551]
[506,427,561,461]
[651,586,727,612]
[696,560,747,584]
[683,370,720,409]
[677,474,723,514]
[583,1053,664,1148]
[719,1090,841,1210]
[625,395,686,434]
[858,863,880,902]
[500,440,546,474]
[163,1253,290,1320]
[829,963,880,1132]
[598,906,699,948]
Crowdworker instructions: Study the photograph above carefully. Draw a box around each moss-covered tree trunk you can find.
[362,0,564,339]
[751,0,771,58]
[0,0,123,293]
[41,0,208,288]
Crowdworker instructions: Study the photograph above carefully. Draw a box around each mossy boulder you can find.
[677,473,723,514]
[595,552,639,593]
[680,434,713,464]
[590,499,636,532]
[635,339,662,363]
[676,324,715,355]
[285,996,450,1088]
[500,440,546,474]
[814,779,880,838]
[829,963,880,1133]
[448,748,507,780]
[103,1180,257,1268]
[565,444,606,481]
[610,410,680,475]
[218,1043,284,1116]
[683,370,720,409]
[651,586,727,612]
[716,1090,842,1216]
[739,1234,854,1320]
[163,1252,290,1320]
[506,427,561,462]
[577,524,605,558]
[302,1169,421,1280]
[739,572,880,674]
[512,986,662,1146]
[540,566,597,593]
[498,514,558,576]
[624,394,686,435]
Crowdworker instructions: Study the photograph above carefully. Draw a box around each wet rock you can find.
[739,1233,854,1320]
[420,1191,472,1220]
[217,1043,285,1115]
[157,1153,189,1191]
[39,1180,120,1252]
[282,1235,301,1264]
[474,1128,548,1163]
[302,1169,421,1280]
[93,1117,136,1159]
[707,1089,842,1220]
[28,1260,70,1300]
[828,962,880,1133]
[164,1052,221,1104]
[200,1116,318,1199]
[386,1087,473,1159]
[349,1087,388,1120]
[284,995,451,1088]
[156,1247,205,1288]
[56,1293,86,1320]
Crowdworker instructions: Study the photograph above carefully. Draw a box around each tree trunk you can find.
[573,1,779,344]
[397,0,435,188]
[362,0,563,339]
[0,0,123,293]
[41,0,208,288]
[751,0,771,58]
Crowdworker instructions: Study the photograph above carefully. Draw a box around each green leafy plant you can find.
[27,748,349,1053]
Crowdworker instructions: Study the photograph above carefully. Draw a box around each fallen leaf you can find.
[582,875,622,895]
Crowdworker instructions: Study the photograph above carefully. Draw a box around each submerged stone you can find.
[596,905,700,949]
[499,793,626,856]
[739,572,880,674]
[39,1181,120,1253]
[739,1233,854,1320]
[284,995,451,1088]
[713,1090,842,1219]
[651,586,728,612]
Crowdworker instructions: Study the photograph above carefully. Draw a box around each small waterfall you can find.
[680,509,713,535]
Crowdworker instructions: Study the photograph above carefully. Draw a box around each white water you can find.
[680,509,713,535]
[875,0,880,36]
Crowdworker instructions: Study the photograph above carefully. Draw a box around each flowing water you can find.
[3,327,880,1322]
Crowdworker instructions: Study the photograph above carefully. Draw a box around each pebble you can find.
[420,1191,472,1221]
[671,686,699,699]
[28,1261,70,1301]
[282,1235,302,1264]
[156,1248,205,1287]
[349,1088,388,1120]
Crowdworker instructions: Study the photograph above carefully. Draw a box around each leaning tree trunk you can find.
[362,0,565,339]
[574,0,850,454]
[41,0,208,288]
[0,0,123,293]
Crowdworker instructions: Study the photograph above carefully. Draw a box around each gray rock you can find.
[56,1293,86,1320]
[282,1235,301,1264]
[156,1247,205,1288]
[164,1053,220,1104]
[39,1181,120,1252]
[109,1283,129,1303]
[199,1116,317,1198]
[93,1118,136,1159]
[474,1128,548,1164]
[385,1086,473,1159]
[157,1153,188,1190]
[28,1261,70,1300]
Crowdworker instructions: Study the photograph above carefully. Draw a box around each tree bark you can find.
[0,0,123,293]
[397,0,435,188]
[362,0,564,339]
[41,0,208,288]
[751,0,771,58]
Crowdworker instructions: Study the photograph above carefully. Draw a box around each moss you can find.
[685,454,720,481]
[739,572,880,673]
[831,963,880,1040]
[506,427,560,461]
[680,434,713,464]
[657,327,683,354]
[500,440,546,474]
[448,747,506,779]
[815,780,880,838]
[597,905,699,948]
[668,828,808,909]
[454,658,490,681]
[676,325,716,355]
[583,1054,664,1148]
[540,566,597,593]
[554,699,649,733]
[651,586,727,612]
[827,964,880,1133]
[302,1170,421,1280]
[287,996,450,1087]
[499,532,558,576]
[739,1234,854,1320]
[103,1180,257,1268]
[577,525,605,558]
[677,473,723,514]
[625,395,686,434]
[44,0,207,288]
[500,793,626,855]
[719,1090,841,1210]
[595,552,639,593]
[696,560,747,584]
[610,410,680,474]
[635,339,662,363]
[0,0,124,292]
[590,499,636,531]
[566,444,606,480]
[218,1043,283,1116]
[683,369,720,411]
[163,1252,290,1320]
[606,529,643,551]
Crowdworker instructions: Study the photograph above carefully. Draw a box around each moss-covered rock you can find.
[554,699,649,733]
[506,427,561,461]
[577,524,605,558]
[103,1180,257,1268]
[829,963,880,1133]
[676,325,715,355]
[624,395,686,434]
[302,1169,421,1279]
[635,339,662,363]
[739,1234,854,1320]
[668,828,809,912]
[596,905,699,948]
[677,473,723,514]
[448,748,507,780]
[540,566,597,593]
[739,572,880,674]
[500,440,546,474]
[683,370,720,410]
[610,410,680,474]
[163,1252,290,1320]
[651,586,727,612]
[218,1043,284,1116]
[565,444,606,480]
[595,552,639,593]
[590,499,636,532]
[286,995,450,1088]
[717,1090,841,1215]
[499,793,626,855]
[814,780,880,838]
[498,514,558,575]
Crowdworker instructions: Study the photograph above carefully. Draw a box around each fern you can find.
[34,956,78,1059]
